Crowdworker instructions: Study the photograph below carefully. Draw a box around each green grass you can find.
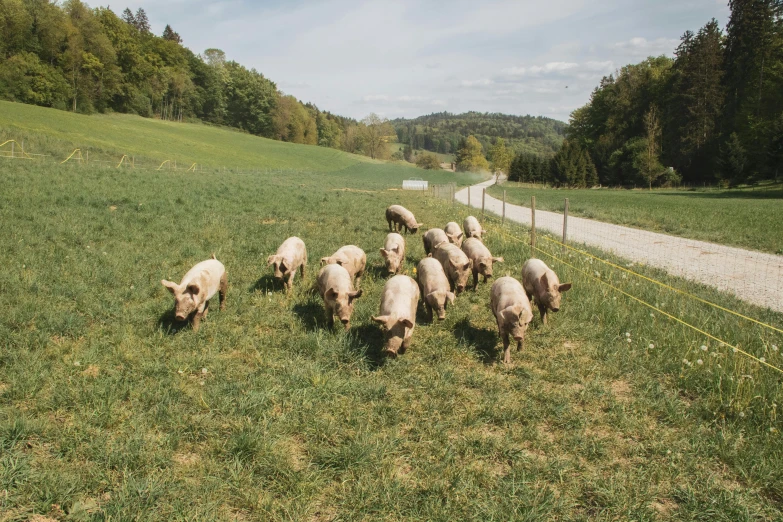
[387,142,456,165]
[1,159,782,520]
[488,183,783,254]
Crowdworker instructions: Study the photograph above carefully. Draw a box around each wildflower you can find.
[201,368,208,375]
[701,345,708,351]
[130,285,134,290]
[412,268,417,275]
[627,338,632,343]
[594,271,600,277]
[267,291,272,296]
[199,381,205,386]
[178,370,184,375]
[625,332,631,338]
[650,313,654,317]
[760,357,766,363]
[74,361,81,366]
[773,345,779,352]
[649,343,655,349]
[771,427,778,433]
[739,412,745,418]
[732,347,738,353]
[697,359,703,365]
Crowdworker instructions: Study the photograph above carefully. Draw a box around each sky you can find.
[117,0,731,122]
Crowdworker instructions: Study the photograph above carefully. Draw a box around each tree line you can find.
[563,1,783,187]
[0,0,401,158]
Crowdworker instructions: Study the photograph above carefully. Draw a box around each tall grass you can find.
[0,160,781,519]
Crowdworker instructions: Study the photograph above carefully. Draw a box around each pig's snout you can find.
[437,313,446,321]
[456,285,465,293]
[175,313,187,321]
[341,319,350,329]
[552,307,560,312]
[513,334,524,341]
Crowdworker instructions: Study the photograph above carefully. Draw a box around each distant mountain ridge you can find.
[391,111,567,158]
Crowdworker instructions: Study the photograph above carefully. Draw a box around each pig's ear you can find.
[457,233,464,240]
[559,283,572,292]
[186,283,201,296]
[522,307,534,324]
[325,288,338,300]
[500,307,519,324]
[541,272,549,288]
[348,289,363,300]
[463,261,471,271]
[335,259,345,267]
[399,318,414,329]
[266,255,277,266]
[372,315,391,328]
[447,292,456,305]
[493,256,504,264]
[417,223,424,228]
[427,253,433,258]
[161,279,179,294]
[379,248,389,258]
[320,257,330,266]
[479,261,488,270]
[392,245,400,253]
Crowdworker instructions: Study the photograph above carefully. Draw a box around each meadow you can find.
[1,156,782,520]
[487,183,783,254]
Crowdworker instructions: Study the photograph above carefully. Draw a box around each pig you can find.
[380,233,406,276]
[267,237,307,291]
[422,228,449,255]
[416,257,455,321]
[444,222,464,248]
[386,205,423,234]
[490,276,534,364]
[372,275,420,356]
[461,238,504,289]
[522,258,572,325]
[463,216,487,241]
[161,255,227,332]
[317,264,363,330]
[431,241,472,294]
[320,245,367,288]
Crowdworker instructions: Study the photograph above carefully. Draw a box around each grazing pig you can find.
[463,216,487,241]
[380,233,406,275]
[372,275,420,356]
[461,238,504,289]
[522,259,572,325]
[490,277,534,364]
[317,264,363,330]
[161,255,227,332]
[386,205,423,234]
[431,241,472,294]
[444,222,464,248]
[422,228,449,255]
[267,237,307,291]
[416,258,455,321]
[321,245,366,288]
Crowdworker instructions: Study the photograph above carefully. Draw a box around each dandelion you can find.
[739,412,745,418]
[697,359,703,365]
[649,343,655,349]
[267,291,272,296]
[74,361,81,366]
[199,381,205,386]
[760,357,766,363]
[201,368,208,375]
[130,285,134,290]
[701,345,708,351]
[650,313,654,317]
[773,345,779,352]
[102,251,107,255]
[683,359,689,364]
[178,370,184,375]
[412,268,417,275]
[627,338,632,343]
[625,332,631,338]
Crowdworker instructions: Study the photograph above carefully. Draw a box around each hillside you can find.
[392,112,567,158]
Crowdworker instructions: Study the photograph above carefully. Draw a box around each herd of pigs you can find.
[161,204,572,364]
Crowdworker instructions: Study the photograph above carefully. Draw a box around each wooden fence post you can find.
[562,198,569,248]
[502,190,506,225]
[482,188,486,218]
[531,196,536,253]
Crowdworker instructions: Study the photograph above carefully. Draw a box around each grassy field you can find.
[387,143,455,165]
[1,158,782,520]
[487,184,783,254]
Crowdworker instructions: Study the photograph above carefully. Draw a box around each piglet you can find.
[522,259,572,325]
[321,245,366,288]
[490,276,534,364]
[380,233,406,275]
[463,216,486,241]
[444,222,464,248]
[416,257,455,321]
[461,238,504,289]
[422,228,449,255]
[372,275,420,357]
[386,205,423,234]
[317,264,363,330]
[161,255,227,332]
[267,237,307,291]
[431,241,472,294]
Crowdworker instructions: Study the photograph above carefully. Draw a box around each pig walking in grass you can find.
[161,255,227,332]
[416,258,455,321]
[444,222,464,248]
[431,241,472,294]
[386,205,423,234]
[522,259,572,325]
[461,238,504,290]
[321,245,366,288]
[372,275,420,357]
[423,228,449,255]
[380,233,406,276]
[490,277,534,364]
[267,237,307,291]
[463,216,486,241]
[317,264,363,330]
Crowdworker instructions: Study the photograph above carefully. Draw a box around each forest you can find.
[525,0,783,187]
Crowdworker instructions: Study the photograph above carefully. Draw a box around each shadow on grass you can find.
[453,317,499,365]
[157,309,189,335]
[292,301,325,332]
[367,265,394,281]
[348,324,387,370]
[250,275,283,294]
[651,188,783,200]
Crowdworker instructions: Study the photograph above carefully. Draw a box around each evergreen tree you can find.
[121,7,135,26]
[162,24,182,44]
[134,8,150,33]
[718,132,748,186]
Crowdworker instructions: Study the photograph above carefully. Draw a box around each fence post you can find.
[482,188,486,218]
[531,196,536,254]
[502,190,506,225]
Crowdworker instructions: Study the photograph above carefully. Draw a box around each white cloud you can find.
[612,37,679,56]
[461,79,494,87]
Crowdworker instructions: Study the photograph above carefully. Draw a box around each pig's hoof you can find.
[384,349,398,358]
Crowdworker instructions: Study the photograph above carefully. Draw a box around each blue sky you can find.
[118,0,730,122]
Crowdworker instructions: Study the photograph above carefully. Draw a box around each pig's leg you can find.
[325,303,334,328]
[219,273,228,311]
[355,270,363,289]
[192,310,202,332]
[300,262,306,279]
[516,338,524,352]
[387,218,393,231]
[286,272,295,292]
[400,330,412,354]
[202,300,209,319]
[502,332,511,364]
[426,301,433,322]
[473,269,479,290]
[538,303,548,325]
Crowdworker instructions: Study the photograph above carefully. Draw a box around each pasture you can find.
[1,158,782,520]
[487,183,783,254]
